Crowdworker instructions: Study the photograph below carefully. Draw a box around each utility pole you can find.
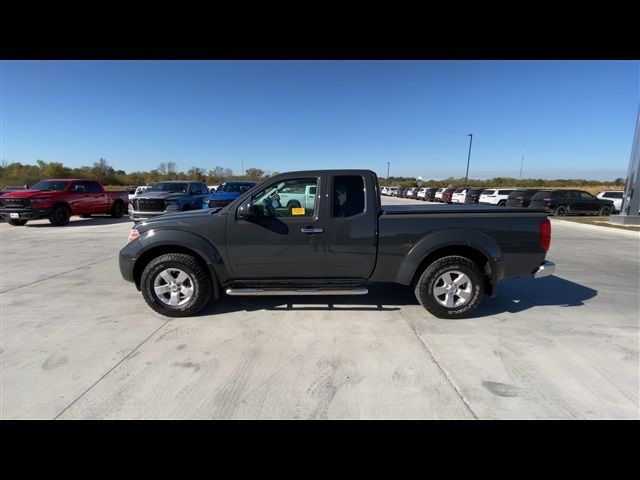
[465,133,473,185]
[241,158,244,177]
[519,150,525,179]
[386,161,390,179]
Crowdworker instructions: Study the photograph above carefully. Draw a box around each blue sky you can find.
[1,60,638,180]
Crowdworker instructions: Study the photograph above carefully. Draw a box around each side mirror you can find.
[238,202,259,219]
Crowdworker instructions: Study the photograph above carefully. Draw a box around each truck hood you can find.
[136,208,220,229]
[0,190,59,198]
[206,191,242,201]
[136,191,189,200]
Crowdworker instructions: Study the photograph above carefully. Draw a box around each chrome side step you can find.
[225,287,368,296]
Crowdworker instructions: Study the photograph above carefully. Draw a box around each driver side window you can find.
[251,178,318,218]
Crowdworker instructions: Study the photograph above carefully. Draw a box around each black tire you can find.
[49,205,71,226]
[414,255,484,319]
[598,205,612,216]
[286,200,301,209]
[111,201,124,218]
[140,253,212,317]
[7,219,28,226]
[553,205,568,216]
[498,200,506,206]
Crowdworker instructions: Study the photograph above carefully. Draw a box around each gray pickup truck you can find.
[128,180,210,223]
[120,169,555,319]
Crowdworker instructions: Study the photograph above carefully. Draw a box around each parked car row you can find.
[379,184,621,216]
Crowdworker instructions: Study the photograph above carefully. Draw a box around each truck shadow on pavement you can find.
[202,276,597,317]
[470,275,598,318]
[24,216,133,228]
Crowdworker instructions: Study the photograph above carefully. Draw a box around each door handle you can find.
[300,227,323,234]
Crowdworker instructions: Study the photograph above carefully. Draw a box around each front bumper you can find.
[0,207,52,220]
[119,241,139,284]
[533,260,556,279]
[128,207,167,222]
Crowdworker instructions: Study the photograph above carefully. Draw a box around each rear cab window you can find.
[333,175,365,218]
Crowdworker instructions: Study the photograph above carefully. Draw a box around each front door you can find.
[225,176,327,280]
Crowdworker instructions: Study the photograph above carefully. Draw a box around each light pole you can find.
[386,161,390,179]
[465,133,473,185]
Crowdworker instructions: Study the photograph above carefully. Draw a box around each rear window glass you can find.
[508,191,524,198]
[603,192,623,198]
[498,190,514,195]
[482,190,495,195]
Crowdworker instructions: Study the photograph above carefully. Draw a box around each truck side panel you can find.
[371,212,547,285]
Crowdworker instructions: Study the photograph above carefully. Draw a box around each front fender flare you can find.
[129,227,225,295]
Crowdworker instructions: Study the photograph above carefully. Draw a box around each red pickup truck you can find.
[0,179,128,226]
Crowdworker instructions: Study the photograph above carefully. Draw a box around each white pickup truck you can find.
[275,184,317,210]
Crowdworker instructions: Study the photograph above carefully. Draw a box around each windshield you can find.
[218,182,255,193]
[148,182,188,193]
[30,180,70,191]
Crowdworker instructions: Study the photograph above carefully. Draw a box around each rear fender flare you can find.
[394,228,503,285]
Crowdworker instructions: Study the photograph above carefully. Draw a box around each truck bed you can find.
[381,204,545,215]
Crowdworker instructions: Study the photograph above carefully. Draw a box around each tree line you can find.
[378,175,626,189]
[0,158,625,190]
[0,159,278,189]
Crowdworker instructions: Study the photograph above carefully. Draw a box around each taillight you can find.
[540,219,551,251]
[128,228,140,243]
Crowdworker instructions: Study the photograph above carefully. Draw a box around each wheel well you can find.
[411,245,494,296]
[52,202,71,212]
[133,245,217,295]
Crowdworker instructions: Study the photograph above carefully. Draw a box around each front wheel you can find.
[140,253,212,317]
[414,255,484,319]
[598,205,612,216]
[49,205,71,226]
[7,219,28,226]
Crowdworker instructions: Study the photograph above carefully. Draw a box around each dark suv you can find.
[507,189,550,208]
[464,188,484,204]
[528,189,615,216]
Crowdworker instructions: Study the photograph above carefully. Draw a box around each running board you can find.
[225,287,368,296]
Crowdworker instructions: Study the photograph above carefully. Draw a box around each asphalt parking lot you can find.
[1,201,638,419]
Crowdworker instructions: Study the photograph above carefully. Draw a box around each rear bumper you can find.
[533,260,555,278]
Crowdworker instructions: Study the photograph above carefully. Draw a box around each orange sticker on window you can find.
[291,207,306,215]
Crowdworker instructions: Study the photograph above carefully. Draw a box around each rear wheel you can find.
[140,253,212,317]
[49,205,71,226]
[554,205,568,216]
[111,201,124,218]
[414,255,484,319]
[7,219,28,226]
[498,200,506,206]
[598,205,612,216]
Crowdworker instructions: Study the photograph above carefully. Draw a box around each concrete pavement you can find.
[1,205,638,419]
